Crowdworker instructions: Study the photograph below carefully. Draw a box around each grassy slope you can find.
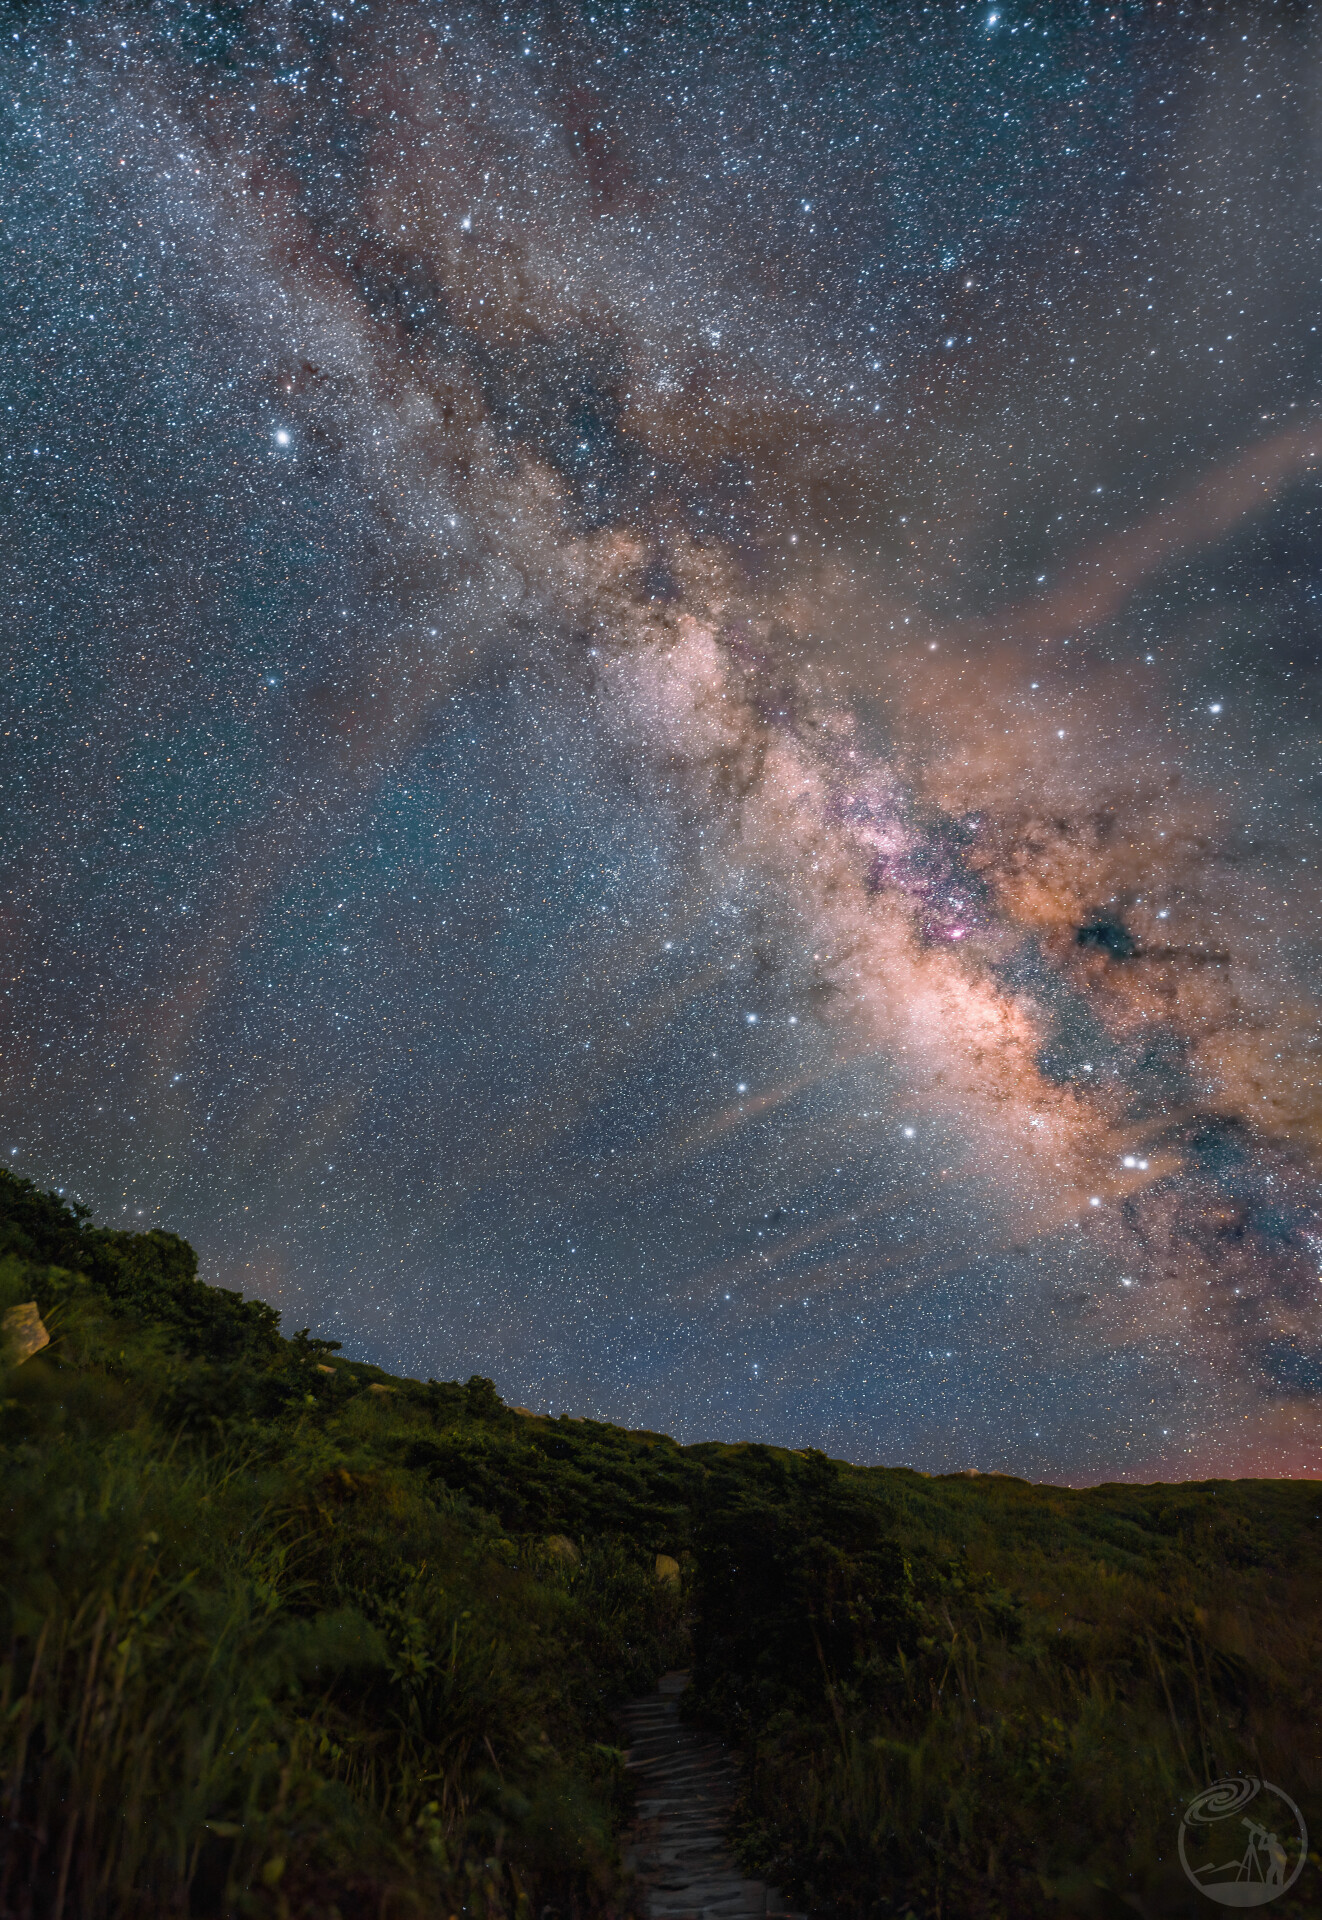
[1,1170,1318,1920]
[689,1447,1320,1917]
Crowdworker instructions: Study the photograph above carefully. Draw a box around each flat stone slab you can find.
[619,1671,805,1920]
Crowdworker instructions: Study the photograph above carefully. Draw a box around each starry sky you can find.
[4,1,1321,1481]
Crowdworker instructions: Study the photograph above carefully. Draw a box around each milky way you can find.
[4,2,1321,1479]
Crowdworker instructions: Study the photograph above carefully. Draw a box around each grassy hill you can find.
[1,1168,1318,1919]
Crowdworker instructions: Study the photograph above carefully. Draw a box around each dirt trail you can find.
[618,1670,804,1920]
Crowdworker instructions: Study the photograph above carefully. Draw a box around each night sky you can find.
[4,1,1321,1481]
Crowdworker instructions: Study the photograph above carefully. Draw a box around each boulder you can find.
[654,1553,681,1586]
[2,1301,50,1367]
[544,1534,581,1566]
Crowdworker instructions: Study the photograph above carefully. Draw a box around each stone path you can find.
[618,1670,805,1920]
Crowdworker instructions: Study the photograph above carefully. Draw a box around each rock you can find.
[654,1554,681,1586]
[544,1534,581,1566]
[367,1382,395,1395]
[512,1405,536,1415]
[316,1364,337,1375]
[2,1302,50,1367]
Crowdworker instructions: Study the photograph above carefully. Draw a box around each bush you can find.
[692,1467,1322,1918]
[0,1171,684,1918]
[3,1169,1318,1920]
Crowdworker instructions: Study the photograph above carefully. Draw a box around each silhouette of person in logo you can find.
[1239,1820,1287,1892]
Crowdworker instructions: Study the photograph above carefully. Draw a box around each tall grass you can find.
[0,1225,682,1919]
[693,1454,1322,1918]
[0,1416,672,1918]
[5,1175,1320,1920]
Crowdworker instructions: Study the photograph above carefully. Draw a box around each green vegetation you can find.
[689,1444,1321,1917]
[0,1172,686,1919]
[1,1168,1318,1918]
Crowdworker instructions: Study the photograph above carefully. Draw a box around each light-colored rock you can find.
[655,1554,681,1586]
[316,1364,336,1375]
[512,1405,536,1416]
[2,1302,50,1367]
[545,1534,581,1566]
[367,1382,395,1395]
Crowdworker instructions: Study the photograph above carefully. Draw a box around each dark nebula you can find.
[3,1,1320,1479]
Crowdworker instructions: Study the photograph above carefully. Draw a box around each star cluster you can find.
[3,1,1320,1479]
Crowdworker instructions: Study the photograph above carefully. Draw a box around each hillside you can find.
[1,1169,1318,1919]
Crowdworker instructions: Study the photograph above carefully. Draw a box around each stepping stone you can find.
[619,1671,806,1920]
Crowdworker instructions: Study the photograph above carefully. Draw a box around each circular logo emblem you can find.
[1179,1777,1309,1907]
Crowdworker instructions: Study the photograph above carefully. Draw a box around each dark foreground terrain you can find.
[1,1169,1318,1918]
